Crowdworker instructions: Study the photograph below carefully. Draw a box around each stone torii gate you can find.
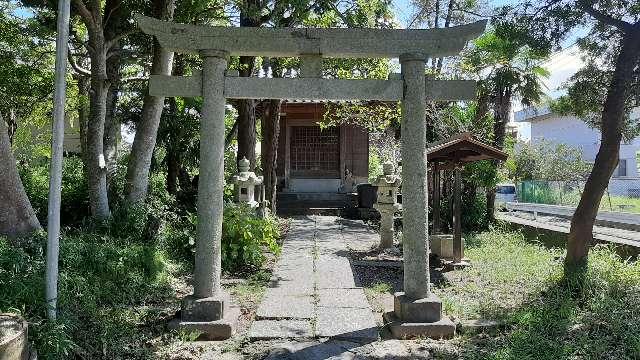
[136,14,486,340]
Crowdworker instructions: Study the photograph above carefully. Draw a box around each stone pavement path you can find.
[249,216,380,342]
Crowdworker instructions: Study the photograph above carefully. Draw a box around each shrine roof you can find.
[426,132,508,164]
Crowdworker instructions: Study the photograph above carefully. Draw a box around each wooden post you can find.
[432,163,441,234]
[453,165,463,263]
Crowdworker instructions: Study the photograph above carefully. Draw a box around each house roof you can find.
[426,132,508,165]
[514,105,554,122]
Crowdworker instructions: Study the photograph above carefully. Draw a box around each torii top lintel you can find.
[135,14,487,59]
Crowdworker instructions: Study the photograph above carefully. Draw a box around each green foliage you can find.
[506,140,591,181]
[0,3,54,120]
[19,157,89,226]
[437,229,640,359]
[158,203,281,272]
[0,232,173,359]
[462,29,550,108]
[439,186,489,232]
[368,151,383,182]
[221,204,281,272]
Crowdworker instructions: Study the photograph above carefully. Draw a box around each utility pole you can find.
[46,0,70,320]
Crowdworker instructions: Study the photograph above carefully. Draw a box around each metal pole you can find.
[46,0,71,320]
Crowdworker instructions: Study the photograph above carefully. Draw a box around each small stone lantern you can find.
[373,162,402,249]
[231,157,263,208]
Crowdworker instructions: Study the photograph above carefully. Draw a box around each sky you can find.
[387,0,586,141]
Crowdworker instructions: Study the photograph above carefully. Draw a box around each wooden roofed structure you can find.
[427,133,507,266]
[427,132,508,167]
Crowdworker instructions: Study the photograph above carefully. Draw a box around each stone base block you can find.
[393,292,443,323]
[431,234,465,260]
[169,305,240,341]
[182,293,230,321]
[383,311,456,339]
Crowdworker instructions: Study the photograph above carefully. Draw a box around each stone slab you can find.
[316,270,357,289]
[264,340,362,360]
[316,256,356,289]
[168,306,240,340]
[316,307,378,341]
[318,288,370,309]
[256,293,314,319]
[383,311,455,340]
[248,320,313,340]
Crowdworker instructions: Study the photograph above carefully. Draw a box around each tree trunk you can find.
[7,109,17,145]
[166,148,179,195]
[261,99,282,212]
[86,42,111,219]
[236,56,257,170]
[235,1,262,170]
[436,0,455,72]
[486,86,512,222]
[125,0,175,203]
[566,28,640,268]
[104,45,120,186]
[76,74,90,175]
[0,117,41,238]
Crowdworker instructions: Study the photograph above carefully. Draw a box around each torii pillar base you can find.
[383,292,456,339]
[168,292,240,340]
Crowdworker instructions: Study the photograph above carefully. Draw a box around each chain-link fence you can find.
[517,179,640,214]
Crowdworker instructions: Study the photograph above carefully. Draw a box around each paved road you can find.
[248,216,380,341]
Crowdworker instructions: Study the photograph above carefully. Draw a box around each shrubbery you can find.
[2,158,282,358]
[19,156,89,226]
[0,232,172,359]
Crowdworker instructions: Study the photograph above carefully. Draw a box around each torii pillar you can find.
[383,54,456,339]
[168,50,240,340]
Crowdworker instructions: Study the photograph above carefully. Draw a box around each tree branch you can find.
[105,28,138,51]
[71,0,95,28]
[120,76,148,83]
[68,50,92,77]
[580,2,632,31]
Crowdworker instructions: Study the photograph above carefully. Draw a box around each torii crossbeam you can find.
[135,14,486,340]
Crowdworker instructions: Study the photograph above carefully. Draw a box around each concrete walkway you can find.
[249,216,379,341]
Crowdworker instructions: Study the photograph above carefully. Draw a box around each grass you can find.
[432,228,640,360]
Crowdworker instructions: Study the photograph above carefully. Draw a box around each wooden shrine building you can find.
[276,102,369,194]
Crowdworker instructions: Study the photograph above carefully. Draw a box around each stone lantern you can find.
[231,157,263,208]
[373,162,402,249]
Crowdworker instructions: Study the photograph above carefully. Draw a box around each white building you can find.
[515,106,640,179]
[514,106,640,197]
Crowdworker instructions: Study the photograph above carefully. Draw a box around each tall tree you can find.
[510,0,640,270]
[125,0,175,203]
[235,0,264,171]
[462,29,549,220]
[0,117,41,237]
[0,3,51,237]
[64,0,137,219]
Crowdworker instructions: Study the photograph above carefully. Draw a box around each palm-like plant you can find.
[462,28,550,217]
